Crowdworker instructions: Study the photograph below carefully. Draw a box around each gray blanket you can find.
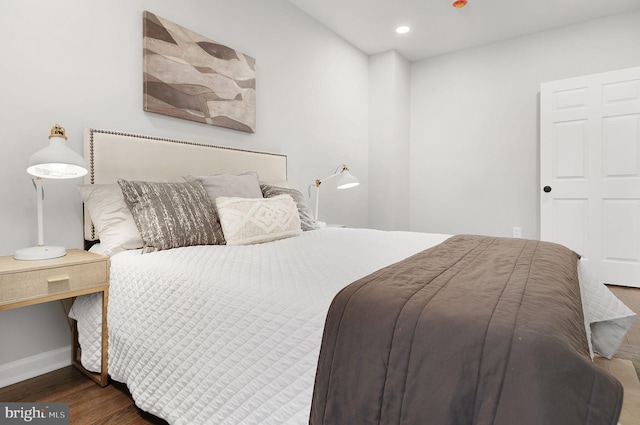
[310,235,623,425]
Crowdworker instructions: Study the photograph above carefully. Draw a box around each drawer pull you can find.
[48,277,69,285]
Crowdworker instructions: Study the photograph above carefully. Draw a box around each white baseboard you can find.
[0,345,71,388]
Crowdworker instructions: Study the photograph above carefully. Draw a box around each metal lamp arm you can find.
[309,164,349,221]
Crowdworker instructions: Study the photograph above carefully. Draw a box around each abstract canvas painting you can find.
[143,11,256,133]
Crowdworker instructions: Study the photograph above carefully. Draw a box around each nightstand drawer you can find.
[0,262,108,304]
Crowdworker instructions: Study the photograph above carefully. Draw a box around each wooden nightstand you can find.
[0,249,109,386]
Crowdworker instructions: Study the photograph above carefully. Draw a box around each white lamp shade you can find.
[27,135,87,179]
[15,125,87,261]
[336,170,359,189]
[312,164,360,222]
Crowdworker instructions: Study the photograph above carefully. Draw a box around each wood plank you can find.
[595,357,640,425]
[0,367,167,425]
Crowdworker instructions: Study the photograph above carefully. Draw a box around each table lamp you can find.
[309,164,359,224]
[14,125,88,260]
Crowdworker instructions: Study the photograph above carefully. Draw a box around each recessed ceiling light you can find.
[452,0,468,8]
[396,26,410,34]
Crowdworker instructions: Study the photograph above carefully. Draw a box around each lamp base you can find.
[14,246,66,261]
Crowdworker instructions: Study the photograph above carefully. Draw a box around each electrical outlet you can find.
[513,227,522,238]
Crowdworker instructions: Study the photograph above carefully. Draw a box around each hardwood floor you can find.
[1,286,638,425]
[0,366,167,425]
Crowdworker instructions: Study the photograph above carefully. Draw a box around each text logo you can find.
[0,403,69,424]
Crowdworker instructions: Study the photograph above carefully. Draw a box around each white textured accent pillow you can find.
[215,195,302,245]
[77,184,143,256]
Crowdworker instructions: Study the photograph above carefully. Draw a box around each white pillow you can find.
[77,184,143,256]
[215,195,302,245]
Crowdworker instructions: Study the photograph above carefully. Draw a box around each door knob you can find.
[543,186,552,193]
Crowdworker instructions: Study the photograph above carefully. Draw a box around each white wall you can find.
[409,11,640,239]
[369,51,410,230]
[0,0,369,375]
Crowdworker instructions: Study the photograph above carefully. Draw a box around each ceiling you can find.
[287,0,640,61]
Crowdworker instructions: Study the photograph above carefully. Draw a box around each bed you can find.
[70,129,637,425]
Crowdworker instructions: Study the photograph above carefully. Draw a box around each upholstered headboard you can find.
[83,128,287,240]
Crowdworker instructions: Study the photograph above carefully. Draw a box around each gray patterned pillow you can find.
[260,184,319,231]
[118,179,225,253]
[184,172,263,201]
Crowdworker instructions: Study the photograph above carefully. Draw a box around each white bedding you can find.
[70,228,636,424]
[70,228,450,424]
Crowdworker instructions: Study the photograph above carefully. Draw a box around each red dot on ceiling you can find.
[452,0,468,8]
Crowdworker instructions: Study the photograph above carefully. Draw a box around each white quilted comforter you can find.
[70,228,636,425]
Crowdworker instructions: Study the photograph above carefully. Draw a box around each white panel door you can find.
[540,67,640,287]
